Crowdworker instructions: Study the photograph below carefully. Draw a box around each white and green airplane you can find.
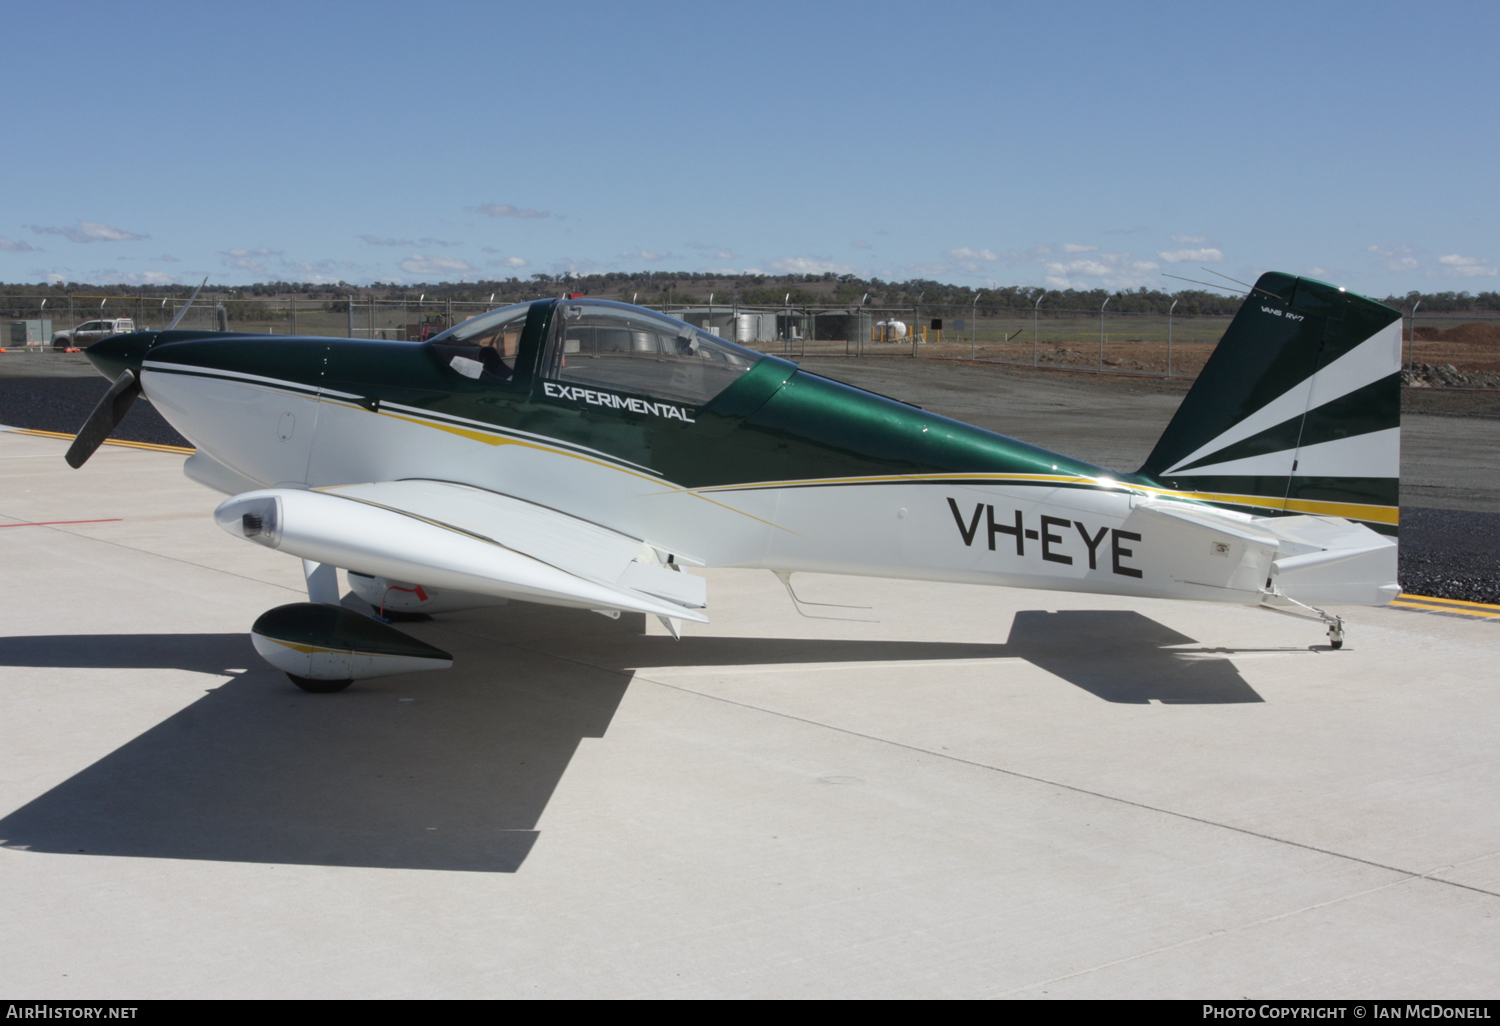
[70,272,1402,691]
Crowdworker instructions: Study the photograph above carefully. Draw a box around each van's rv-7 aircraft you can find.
[69,272,1402,691]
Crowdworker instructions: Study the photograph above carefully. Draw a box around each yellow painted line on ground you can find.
[1390,593,1500,620]
[5,427,194,455]
[1398,592,1500,611]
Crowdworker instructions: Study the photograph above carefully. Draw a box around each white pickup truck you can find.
[51,318,135,350]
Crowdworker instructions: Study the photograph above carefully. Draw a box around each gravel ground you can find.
[1395,507,1500,604]
[0,375,189,447]
[2,358,1495,605]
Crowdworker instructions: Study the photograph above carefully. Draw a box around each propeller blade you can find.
[65,369,142,468]
[165,276,210,331]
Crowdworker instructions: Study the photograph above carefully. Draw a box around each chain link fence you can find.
[3,292,1497,384]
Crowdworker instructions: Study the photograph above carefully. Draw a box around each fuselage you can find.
[85,298,1384,608]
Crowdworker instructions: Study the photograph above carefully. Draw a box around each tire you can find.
[287,673,353,693]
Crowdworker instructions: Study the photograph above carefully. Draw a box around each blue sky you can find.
[3,0,1495,296]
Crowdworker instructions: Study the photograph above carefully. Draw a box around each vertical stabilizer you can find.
[1138,273,1402,533]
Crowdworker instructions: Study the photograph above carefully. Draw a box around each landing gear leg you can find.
[1260,592,1347,650]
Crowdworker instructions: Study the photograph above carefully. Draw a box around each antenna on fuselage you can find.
[1161,272,1247,295]
[1199,266,1276,296]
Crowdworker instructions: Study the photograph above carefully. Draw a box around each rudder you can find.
[1138,273,1402,534]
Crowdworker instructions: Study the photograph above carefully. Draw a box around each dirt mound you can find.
[1414,322,1500,345]
[1402,363,1500,389]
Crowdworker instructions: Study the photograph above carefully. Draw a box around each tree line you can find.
[2,272,1496,316]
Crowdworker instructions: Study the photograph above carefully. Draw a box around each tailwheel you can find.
[287,674,354,693]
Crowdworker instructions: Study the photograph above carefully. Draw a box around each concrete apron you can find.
[0,430,1496,998]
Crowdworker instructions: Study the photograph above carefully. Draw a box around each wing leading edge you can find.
[213,480,708,622]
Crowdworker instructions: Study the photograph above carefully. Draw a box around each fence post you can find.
[1098,296,1111,372]
[1409,300,1421,371]
[290,294,297,335]
[348,296,354,338]
[1032,294,1043,366]
[1167,298,1178,378]
[912,294,922,359]
[971,291,981,360]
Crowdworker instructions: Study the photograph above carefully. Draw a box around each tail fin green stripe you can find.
[1139,273,1402,529]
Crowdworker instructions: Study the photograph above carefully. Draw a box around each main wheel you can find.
[1329,639,1343,650]
[287,673,353,693]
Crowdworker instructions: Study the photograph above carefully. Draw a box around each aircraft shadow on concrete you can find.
[0,606,1261,874]
[547,608,1266,706]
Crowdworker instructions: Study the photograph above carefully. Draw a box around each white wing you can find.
[214,479,708,622]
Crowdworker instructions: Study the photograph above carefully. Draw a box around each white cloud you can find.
[1013,242,1161,288]
[157,253,180,262]
[110,270,178,285]
[360,235,461,247]
[220,247,282,275]
[283,258,359,283]
[1157,248,1224,264]
[471,203,550,219]
[945,247,999,262]
[680,242,734,260]
[937,247,1002,274]
[1170,234,1208,244]
[1367,244,1419,272]
[1060,243,1099,253]
[1430,254,1498,278]
[619,248,667,262]
[398,254,474,276]
[487,256,528,268]
[769,257,855,274]
[553,259,598,275]
[29,220,147,243]
[0,236,36,252]
[1041,251,1160,289]
[852,241,873,250]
